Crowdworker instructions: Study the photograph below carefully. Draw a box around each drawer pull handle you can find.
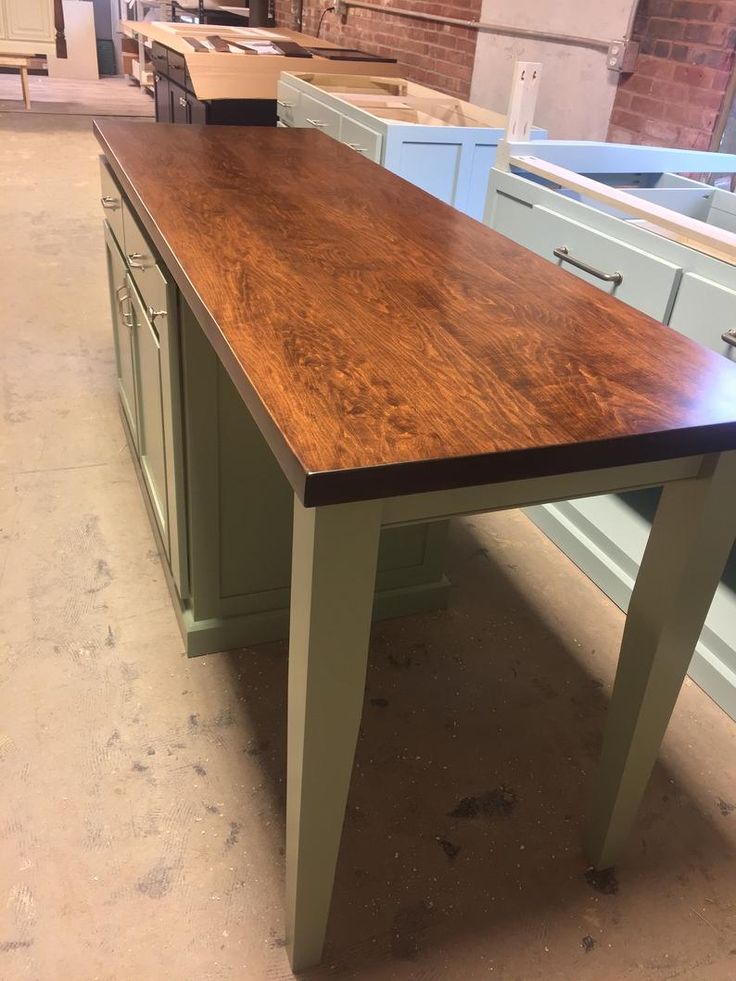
[147,306,166,323]
[179,96,187,109]
[306,117,327,128]
[116,285,134,329]
[553,246,623,286]
[722,329,736,349]
[128,251,149,270]
[346,142,367,153]
[277,100,294,108]
[100,195,120,210]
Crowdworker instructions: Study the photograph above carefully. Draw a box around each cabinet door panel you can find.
[154,74,172,123]
[104,224,138,447]
[668,273,736,361]
[129,279,169,552]
[394,142,462,206]
[5,0,53,42]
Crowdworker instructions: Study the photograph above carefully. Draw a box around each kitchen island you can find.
[95,121,736,972]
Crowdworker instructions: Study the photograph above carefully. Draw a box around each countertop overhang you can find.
[95,121,736,506]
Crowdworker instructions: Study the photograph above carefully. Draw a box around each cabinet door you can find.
[154,73,172,123]
[172,84,189,124]
[104,223,138,448]
[5,0,53,42]
[188,95,207,125]
[128,278,169,552]
[668,273,736,361]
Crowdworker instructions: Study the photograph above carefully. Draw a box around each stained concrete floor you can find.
[1,112,736,981]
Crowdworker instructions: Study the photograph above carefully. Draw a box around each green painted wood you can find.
[103,221,138,450]
[178,294,450,654]
[128,279,169,552]
[586,451,736,868]
[286,496,383,972]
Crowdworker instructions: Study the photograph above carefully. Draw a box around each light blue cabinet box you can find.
[277,72,547,220]
[484,140,736,719]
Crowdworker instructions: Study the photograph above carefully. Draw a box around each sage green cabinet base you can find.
[118,296,450,658]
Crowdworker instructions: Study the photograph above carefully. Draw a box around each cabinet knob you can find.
[179,96,187,109]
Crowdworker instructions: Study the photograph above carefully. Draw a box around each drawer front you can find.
[151,42,168,76]
[121,198,167,312]
[167,48,191,91]
[99,158,124,246]
[276,80,300,126]
[339,116,382,164]
[296,92,341,140]
[668,273,736,361]
[522,206,681,322]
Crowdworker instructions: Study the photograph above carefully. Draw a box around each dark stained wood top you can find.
[95,122,736,506]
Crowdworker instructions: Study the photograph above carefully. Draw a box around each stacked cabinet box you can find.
[484,142,736,719]
[152,42,275,126]
[0,0,54,55]
[100,157,450,656]
[277,73,547,220]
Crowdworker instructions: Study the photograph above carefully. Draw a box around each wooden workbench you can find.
[94,121,736,973]
[120,21,400,101]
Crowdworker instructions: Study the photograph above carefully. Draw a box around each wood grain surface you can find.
[95,122,736,506]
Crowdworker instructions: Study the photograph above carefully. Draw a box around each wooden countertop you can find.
[95,122,736,506]
[120,22,400,100]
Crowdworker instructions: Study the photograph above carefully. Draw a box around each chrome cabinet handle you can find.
[346,142,367,153]
[179,96,187,109]
[128,251,149,270]
[116,285,134,329]
[277,100,294,108]
[553,246,623,286]
[147,305,166,323]
[306,117,327,128]
[722,328,736,349]
[101,195,120,210]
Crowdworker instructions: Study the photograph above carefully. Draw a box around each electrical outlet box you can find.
[607,39,639,73]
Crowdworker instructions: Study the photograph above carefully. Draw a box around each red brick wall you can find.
[273,1,482,99]
[608,0,736,148]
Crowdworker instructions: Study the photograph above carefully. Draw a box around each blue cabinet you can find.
[485,140,736,718]
[278,72,547,220]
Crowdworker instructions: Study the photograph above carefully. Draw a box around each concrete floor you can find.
[1,113,736,981]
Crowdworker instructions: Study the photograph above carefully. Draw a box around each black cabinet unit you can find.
[152,42,277,127]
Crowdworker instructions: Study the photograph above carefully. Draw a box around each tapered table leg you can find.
[586,451,736,869]
[286,496,382,973]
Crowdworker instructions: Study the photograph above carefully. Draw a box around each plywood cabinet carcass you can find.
[0,0,55,55]
[484,139,736,719]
